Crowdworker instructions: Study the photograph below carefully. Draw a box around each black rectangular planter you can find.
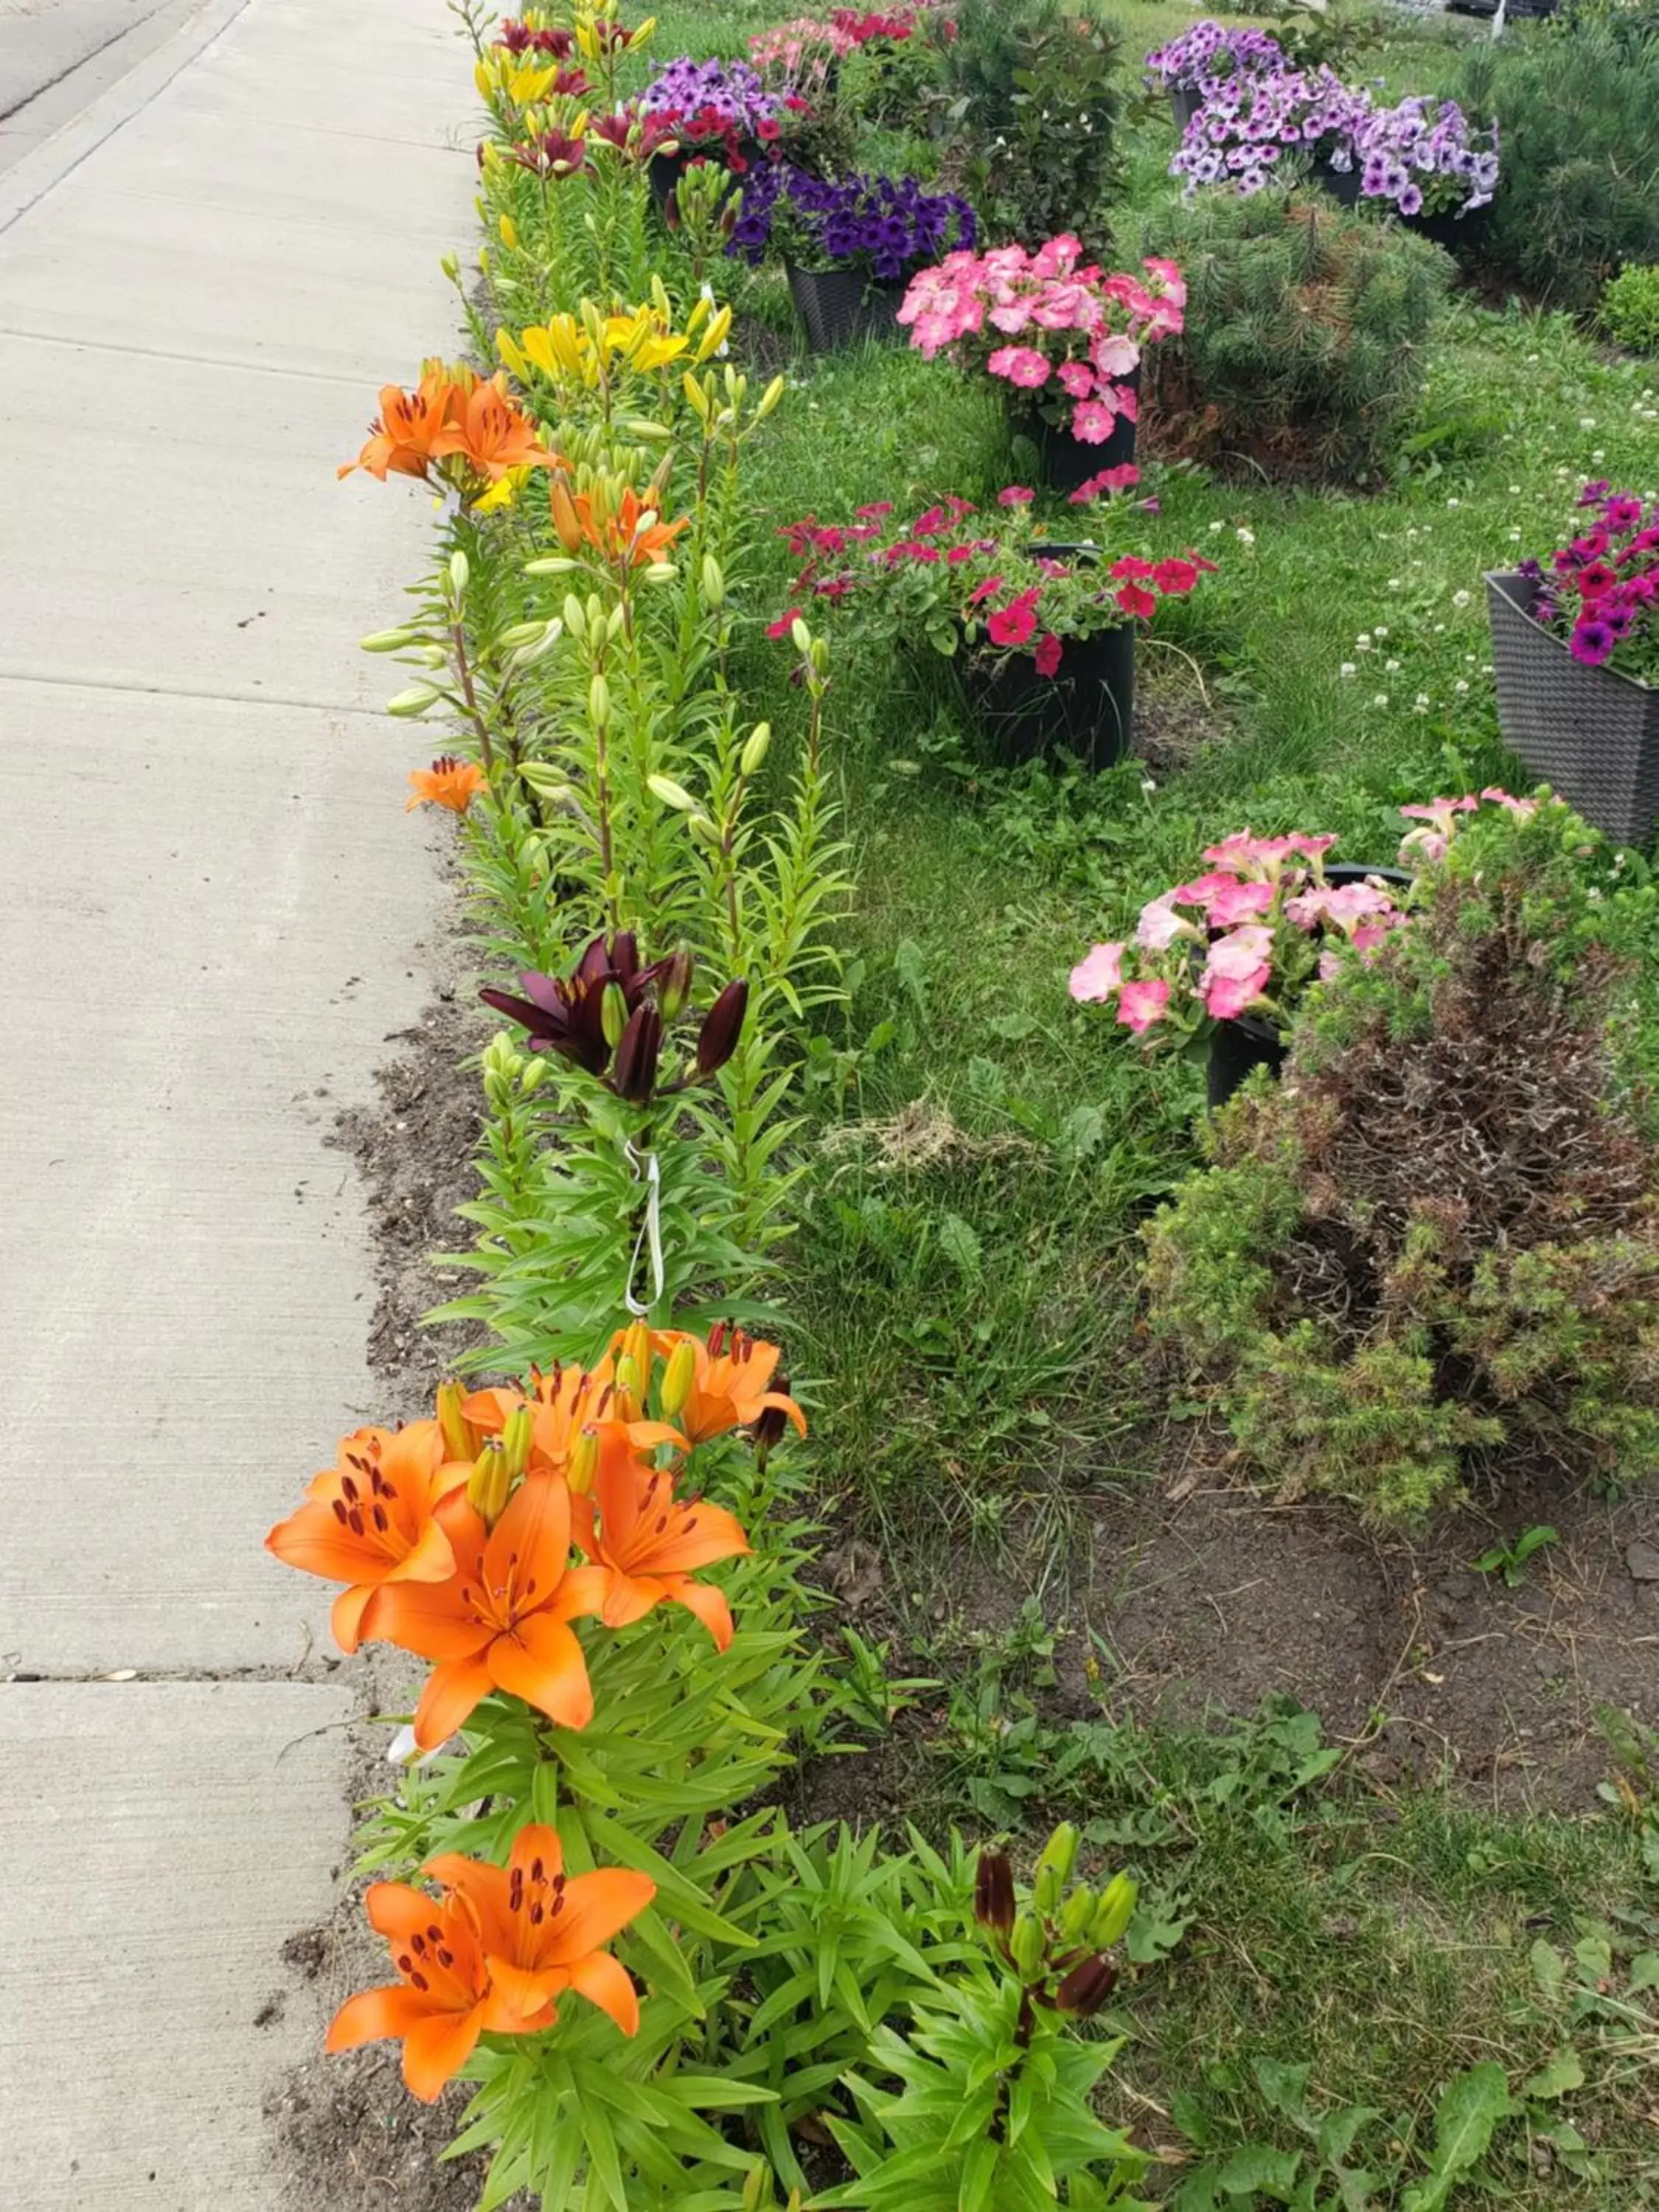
[959,622,1135,772]
[1012,369,1139,495]
[1170,85,1203,135]
[785,264,905,353]
[1485,570,1659,849]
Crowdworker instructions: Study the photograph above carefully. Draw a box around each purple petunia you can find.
[730,165,976,279]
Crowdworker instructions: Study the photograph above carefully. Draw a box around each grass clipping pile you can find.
[1144,804,1659,1518]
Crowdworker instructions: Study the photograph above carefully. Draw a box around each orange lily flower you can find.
[465,1362,683,1478]
[338,369,459,481]
[264,1420,470,1654]
[425,1823,654,2034]
[325,1879,550,2102]
[431,369,559,481]
[406,755,488,814]
[549,475,689,568]
[652,1325,807,1448]
[361,1473,600,1750]
[570,1427,750,1649]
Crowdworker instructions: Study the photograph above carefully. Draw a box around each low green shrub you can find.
[1459,22,1659,310]
[1142,799,1659,1518]
[1137,187,1451,482]
[1602,261,1659,352]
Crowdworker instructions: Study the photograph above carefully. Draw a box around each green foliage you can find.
[1472,1521,1558,1587]
[1602,262,1659,354]
[1138,187,1453,482]
[930,0,1128,248]
[1459,22,1659,310]
[1144,799,1659,1516]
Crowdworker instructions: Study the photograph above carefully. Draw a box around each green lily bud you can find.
[497,619,549,650]
[449,549,470,598]
[440,251,460,282]
[359,627,419,653]
[501,1405,535,1481]
[1036,1822,1080,1893]
[810,636,831,677]
[588,672,611,728]
[687,812,723,849]
[619,416,674,443]
[643,561,678,582]
[648,774,697,812]
[466,1439,510,1525]
[658,946,695,1023]
[386,685,440,717]
[600,981,629,1049]
[563,593,587,641]
[756,372,786,421]
[702,554,725,608]
[1061,1885,1098,1943]
[790,617,812,655]
[1009,1911,1046,1982]
[414,644,449,669]
[740,722,771,777]
[436,1381,476,1464]
[520,1054,549,1092]
[1090,1873,1138,1950]
[973,1848,1016,1938]
[660,1338,697,1418]
[525,554,579,575]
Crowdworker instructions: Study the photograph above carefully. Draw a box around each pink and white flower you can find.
[1118,978,1172,1033]
[1068,942,1124,1003]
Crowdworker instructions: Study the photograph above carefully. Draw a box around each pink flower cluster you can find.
[749,15,858,68]
[1071,790,1544,1043]
[1070,830,1404,1038]
[898,236,1185,447]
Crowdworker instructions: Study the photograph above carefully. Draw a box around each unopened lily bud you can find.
[619,417,674,444]
[740,722,771,778]
[605,602,627,644]
[648,774,698,813]
[810,636,831,678]
[500,213,520,249]
[563,592,587,639]
[518,762,572,801]
[643,560,678,582]
[520,1054,549,1092]
[610,1004,662,1103]
[588,672,611,728]
[525,554,580,575]
[757,373,786,421]
[1035,1822,1079,1896]
[658,945,694,1022]
[441,251,461,282]
[974,1849,1017,1935]
[1090,1873,1138,1950]
[702,554,725,608]
[687,812,723,849]
[360,626,419,653]
[613,1353,643,1422]
[501,1404,535,1480]
[568,1425,600,1495]
[1054,1953,1117,2018]
[1009,1910,1046,1981]
[436,1380,476,1464]
[414,644,449,669]
[695,978,748,1079]
[660,1338,697,1418]
[1061,1885,1098,1943]
[497,619,549,650]
[752,1376,793,1453]
[449,549,470,598]
[600,980,629,1049]
[790,617,811,655]
[466,1439,510,1525]
[387,684,441,717]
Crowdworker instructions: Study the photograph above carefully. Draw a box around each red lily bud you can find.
[752,1374,792,1451]
[974,1848,1016,1937]
[1053,1953,1117,2017]
[610,1004,663,1103]
[659,946,695,1023]
[695,978,748,1079]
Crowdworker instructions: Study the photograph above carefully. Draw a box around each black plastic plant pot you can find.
[1170,84,1203,135]
[648,139,762,215]
[785,263,906,352]
[1205,861,1411,1111]
[1013,367,1140,495]
[1486,569,1659,849]
[1310,160,1489,253]
[1310,158,1363,212]
[960,622,1135,772]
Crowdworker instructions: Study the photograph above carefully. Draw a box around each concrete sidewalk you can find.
[0,0,473,2200]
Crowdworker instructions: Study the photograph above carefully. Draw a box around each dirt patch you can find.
[880,1435,1659,1812]
[329,979,489,1408]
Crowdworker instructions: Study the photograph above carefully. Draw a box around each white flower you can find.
[1592,449,1605,464]
[1208,519,1224,532]
[1356,633,1372,650]
[1446,496,1460,509]
[1433,622,1446,633]
[1388,577,1402,589]
[1140,777,1157,794]
[1454,679,1469,693]
[1509,529,1522,541]
[1452,588,1471,608]
[1526,352,1540,363]
[1579,417,1596,430]
[1374,626,1388,639]
[1385,658,1401,672]
[1236,526,1255,545]
[1371,694,1390,709]
[1340,661,1357,678]
[1509,484,1521,495]
[1415,692,1430,708]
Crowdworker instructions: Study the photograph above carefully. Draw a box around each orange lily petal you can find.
[662,1573,734,1651]
[483,1472,572,1606]
[597,1567,667,1631]
[412,1651,495,1749]
[365,1880,442,1944]
[360,1576,489,1662]
[540,1868,657,1966]
[633,1499,750,1576]
[481,1978,560,2034]
[480,1951,563,2023]
[264,1500,379,1584]
[565,1949,641,2036]
[325,1982,434,2053]
[549,1562,611,1621]
[750,1388,808,1438]
[487,1613,594,1731]
[400,2003,486,2102]
[330,1582,375,1655]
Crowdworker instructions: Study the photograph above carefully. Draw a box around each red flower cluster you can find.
[831,7,919,42]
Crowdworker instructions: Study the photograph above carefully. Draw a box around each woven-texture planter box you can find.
[1486,570,1659,848]
[785,265,905,352]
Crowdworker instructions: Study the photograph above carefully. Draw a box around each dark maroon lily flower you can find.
[974,1849,1016,1937]
[695,978,748,1078]
[610,1005,663,1103]
[1054,1954,1117,2017]
[480,933,651,1077]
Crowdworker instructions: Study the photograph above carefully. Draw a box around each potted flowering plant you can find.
[1144,19,1287,136]
[1171,65,1367,199]
[776,476,1216,767]
[899,235,1186,495]
[640,56,781,208]
[1326,95,1499,244]
[1486,484,1659,848]
[729,164,976,350]
[1069,790,1537,1103]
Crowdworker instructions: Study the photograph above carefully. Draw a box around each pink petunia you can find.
[998,486,1035,507]
[1068,942,1124,1002]
[1068,464,1141,507]
[1090,333,1139,380]
[1034,632,1063,678]
[1207,877,1276,927]
[1071,397,1119,445]
[967,574,1005,608]
[1118,978,1172,1034]
[1115,582,1157,620]
[1480,786,1540,820]
[1399,796,1478,841]
[987,599,1039,647]
[1057,361,1096,399]
[1202,965,1271,1020]
[1153,557,1200,596]
[1206,924,1274,981]
[987,344,1051,389]
[1136,893,1192,950]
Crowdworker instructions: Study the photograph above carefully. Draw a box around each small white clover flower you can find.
[1509,529,1522,541]
[1340,661,1357,678]
[1526,352,1540,363]
[1446,496,1460,509]
[1388,577,1402,589]
[1208,519,1224,532]
[1592,449,1605,464]
[1236,526,1255,545]
[1433,622,1446,633]
[1371,693,1390,709]
[1374,625,1388,639]
[1452,588,1471,608]
[1580,417,1596,430]
[1454,679,1470,693]
[1356,633,1372,650]
[1385,658,1401,672]
[1415,692,1430,709]
[1509,484,1521,495]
